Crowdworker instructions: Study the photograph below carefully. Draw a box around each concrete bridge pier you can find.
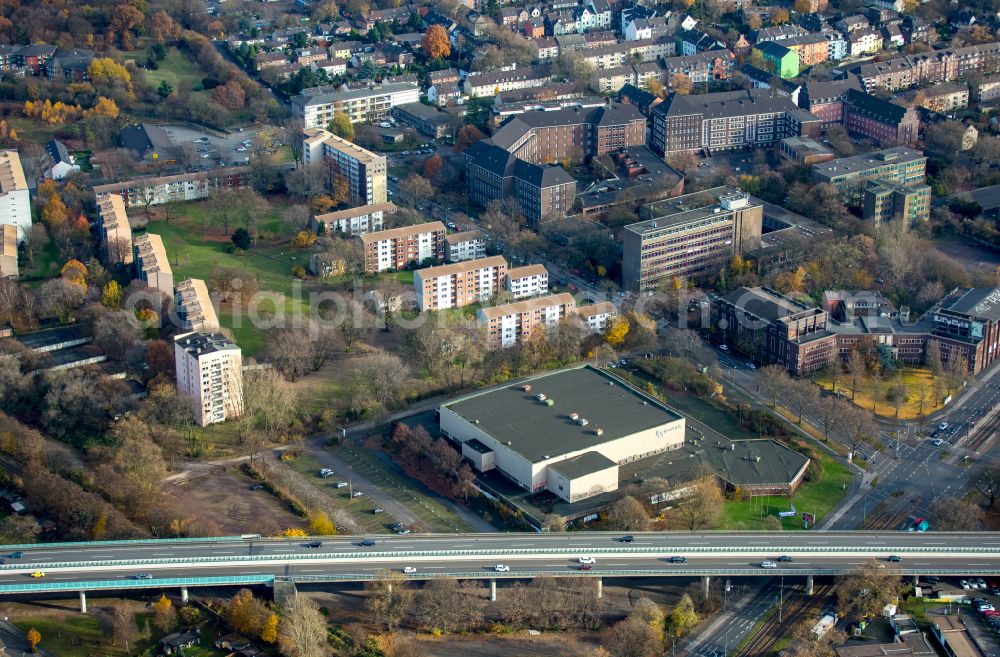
[79,591,87,613]
[490,579,497,602]
[181,587,189,604]
[273,579,298,608]
[913,575,919,586]
[806,575,814,595]
[596,578,602,599]
[702,576,710,599]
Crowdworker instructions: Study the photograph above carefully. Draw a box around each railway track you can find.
[962,410,1000,453]
[733,583,834,657]
[861,495,921,531]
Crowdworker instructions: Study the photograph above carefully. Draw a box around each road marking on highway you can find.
[238,571,260,574]
[211,551,236,555]
[300,569,325,572]
[153,553,172,557]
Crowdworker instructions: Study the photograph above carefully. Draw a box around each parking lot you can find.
[157,123,275,167]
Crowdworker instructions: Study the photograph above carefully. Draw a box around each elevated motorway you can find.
[0,532,997,600]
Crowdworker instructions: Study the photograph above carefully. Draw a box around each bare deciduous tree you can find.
[278,595,328,657]
[606,495,650,531]
[674,476,723,531]
[365,569,413,631]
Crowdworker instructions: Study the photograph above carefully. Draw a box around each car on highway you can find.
[669,556,687,563]
[619,535,634,543]
[887,555,902,563]
[760,561,777,568]
[403,567,417,574]
[938,422,949,431]
[304,541,323,548]
[777,555,793,562]
[250,484,265,490]
[134,573,152,580]
[746,362,756,370]
[494,565,510,572]
[319,468,334,477]
[358,539,376,547]
[30,571,44,578]
[578,556,596,564]
[8,552,23,559]
[579,564,592,571]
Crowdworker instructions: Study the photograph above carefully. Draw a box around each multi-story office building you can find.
[931,287,1000,375]
[649,89,821,156]
[414,256,508,311]
[358,221,446,273]
[96,194,133,267]
[311,202,392,236]
[576,301,618,333]
[92,167,252,208]
[303,128,387,206]
[466,142,578,223]
[811,146,927,203]
[174,332,243,427]
[445,230,486,263]
[863,180,931,225]
[622,188,763,291]
[478,293,577,348]
[174,278,219,332]
[797,78,862,129]
[506,264,549,299]
[0,150,31,242]
[292,81,420,127]
[842,89,919,147]
[132,233,174,302]
[0,224,16,279]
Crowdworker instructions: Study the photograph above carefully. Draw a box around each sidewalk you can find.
[816,471,876,530]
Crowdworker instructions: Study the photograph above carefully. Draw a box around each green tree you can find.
[329,111,354,141]
[156,80,173,99]
[101,280,123,309]
[232,228,251,250]
[665,594,699,642]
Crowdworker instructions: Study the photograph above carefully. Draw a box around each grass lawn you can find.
[123,47,211,98]
[15,615,124,657]
[21,234,61,281]
[813,367,949,421]
[326,442,474,533]
[720,452,853,530]
[7,116,66,146]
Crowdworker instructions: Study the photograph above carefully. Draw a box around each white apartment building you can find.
[303,128,387,206]
[292,82,420,128]
[577,301,618,333]
[96,194,133,266]
[478,292,577,348]
[0,150,31,243]
[174,332,243,427]
[92,167,252,208]
[444,230,486,262]
[505,264,549,299]
[174,278,219,332]
[414,256,507,312]
[312,201,393,236]
[133,233,174,302]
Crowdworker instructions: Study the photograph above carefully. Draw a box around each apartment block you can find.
[973,75,1000,102]
[755,41,799,79]
[649,89,821,156]
[174,331,243,427]
[576,301,617,333]
[851,42,1000,92]
[811,146,927,203]
[662,50,736,85]
[0,150,31,242]
[622,188,763,291]
[414,256,508,311]
[445,230,486,263]
[908,82,969,113]
[797,78,862,129]
[292,81,420,128]
[96,194,133,267]
[358,221,446,273]
[463,65,551,98]
[174,278,219,332]
[92,167,252,208]
[466,142,578,223]
[478,293,577,348]
[132,233,174,301]
[773,33,829,67]
[303,128,387,205]
[311,202,392,236]
[0,224,16,279]
[506,264,549,299]
[863,180,931,225]
[842,89,919,147]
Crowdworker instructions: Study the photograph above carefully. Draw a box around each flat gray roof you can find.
[549,451,617,479]
[443,365,682,464]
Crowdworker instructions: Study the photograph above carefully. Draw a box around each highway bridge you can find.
[0,532,996,609]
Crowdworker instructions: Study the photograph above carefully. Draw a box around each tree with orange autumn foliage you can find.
[84,96,119,120]
[422,24,451,59]
[213,80,246,111]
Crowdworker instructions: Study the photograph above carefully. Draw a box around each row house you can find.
[835,14,869,34]
[842,89,919,147]
[328,40,364,60]
[750,24,808,45]
[534,37,560,61]
[904,82,970,113]
[625,17,668,42]
[93,167,252,209]
[463,64,552,98]
[851,42,1000,92]
[678,29,725,56]
[255,52,289,71]
[358,222,446,273]
[823,31,847,61]
[974,75,1000,102]
[592,61,663,94]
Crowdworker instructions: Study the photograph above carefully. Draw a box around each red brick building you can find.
[842,89,919,147]
[798,78,863,130]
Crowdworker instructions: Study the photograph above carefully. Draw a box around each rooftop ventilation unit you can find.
[536,393,547,401]
[570,412,580,421]
[577,418,589,426]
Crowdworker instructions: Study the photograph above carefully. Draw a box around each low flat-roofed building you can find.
[96,194,133,266]
[835,632,934,657]
[133,233,173,301]
[576,301,617,334]
[174,278,219,332]
[311,202,393,236]
[0,224,16,279]
[445,230,486,263]
[779,136,835,165]
[439,365,685,501]
[478,292,576,348]
[927,614,983,657]
[505,263,548,299]
[392,102,453,139]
